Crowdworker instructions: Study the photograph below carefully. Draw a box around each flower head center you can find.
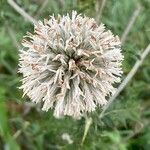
[68,59,77,71]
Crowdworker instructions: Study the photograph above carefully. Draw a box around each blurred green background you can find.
[0,0,150,149]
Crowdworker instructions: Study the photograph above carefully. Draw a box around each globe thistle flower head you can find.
[19,11,124,119]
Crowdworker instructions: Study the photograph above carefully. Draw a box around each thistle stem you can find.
[121,4,142,45]
[99,43,150,119]
[7,0,37,24]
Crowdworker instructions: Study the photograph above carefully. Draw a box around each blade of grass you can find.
[81,117,92,146]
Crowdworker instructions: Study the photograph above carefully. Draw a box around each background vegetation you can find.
[0,0,150,149]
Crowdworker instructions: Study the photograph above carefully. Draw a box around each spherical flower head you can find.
[19,11,124,119]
